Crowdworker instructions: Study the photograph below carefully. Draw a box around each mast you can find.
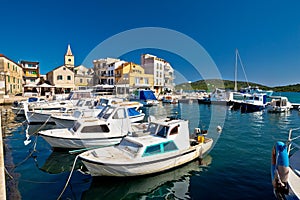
[234,49,250,91]
[234,49,238,91]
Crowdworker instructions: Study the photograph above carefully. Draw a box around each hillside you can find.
[175,79,300,92]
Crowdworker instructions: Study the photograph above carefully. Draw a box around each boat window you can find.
[147,123,158,133]
[81,125,110,133]
[72,122,81,132]
[118,139,141,154]
[143,144,162,156]
[169,126,179,135]
[28,97,38,102]
[76,100,85,107]
[163,141,178,152]
[156,125,169,138]
[98,99,109,106]
[84,101,93,107]
[97,106,114,119]
[112,108,126,119]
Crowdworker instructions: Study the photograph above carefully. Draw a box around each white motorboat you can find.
[52,101,145,128]
[130,89,159,107]
[271,128,300,199]
[78,118,220,177]
[38,104,146,149]
[11,97,47,116]
[162,94,178,104]
[24,99,96,124]
[266,96,293,113]
[231,93,267,113]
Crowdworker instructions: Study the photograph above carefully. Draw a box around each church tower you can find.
[64,44,74,69]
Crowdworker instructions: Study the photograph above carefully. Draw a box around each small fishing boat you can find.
[271,128,300,200]
[38,104,146,149]
[11,97,47,116]
[162,94,178,104]
[52,101,145,128]
[78,118,221,177]
[23,99,96,124]
[231,93,267,113]
[266,96,293,113]
[130,89,159,107]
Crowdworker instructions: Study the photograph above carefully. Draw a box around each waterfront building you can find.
[74,65,94,89]
[115,62,154,94]
[46,45,76,93]
[141,54,175,94]
[20,60,40,85]
[0,54,23,97]
[93,58,121,85]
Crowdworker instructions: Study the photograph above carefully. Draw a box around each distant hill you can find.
[175,79,300,92]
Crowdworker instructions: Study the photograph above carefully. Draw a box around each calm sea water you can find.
[2,92,300,200]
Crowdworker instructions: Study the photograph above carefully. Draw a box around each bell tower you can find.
[64,44,74,69]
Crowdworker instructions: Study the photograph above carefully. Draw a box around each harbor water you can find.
[2,92,300,199]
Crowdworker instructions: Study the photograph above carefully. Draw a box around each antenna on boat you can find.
[234,49,250,91]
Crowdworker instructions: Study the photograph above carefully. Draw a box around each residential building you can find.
[93,58,121,85]
[0,54,23,96]
[141,54,175,94]
[20,60,40,85]
[74,65,94,89]
[106,60,126,85]
[115,62,154,94]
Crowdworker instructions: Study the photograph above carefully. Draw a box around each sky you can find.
[1,0,300,86]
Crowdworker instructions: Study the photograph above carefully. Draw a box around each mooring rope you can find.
[57,155,79,200]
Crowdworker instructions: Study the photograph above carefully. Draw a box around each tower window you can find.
[68,59,72,62]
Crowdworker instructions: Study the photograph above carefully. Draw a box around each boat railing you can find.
[287,127,300,154]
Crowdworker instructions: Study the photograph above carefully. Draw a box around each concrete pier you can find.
[0,111,6,200]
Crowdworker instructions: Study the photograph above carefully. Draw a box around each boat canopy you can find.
[140,90,157,100]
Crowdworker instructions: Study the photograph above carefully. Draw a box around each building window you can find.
[67,75,71,80]
[13,77,15,83]
[144,78,149,84]
[80,79,83,83]
[7,63,10,69]
[57,75,63,80]
[7,76,10,83]
[63,67,66,70]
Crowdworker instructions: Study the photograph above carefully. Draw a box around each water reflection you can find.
[36,151,85,174]
[82,155,212,200]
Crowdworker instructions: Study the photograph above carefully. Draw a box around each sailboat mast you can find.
[234,49,238,91]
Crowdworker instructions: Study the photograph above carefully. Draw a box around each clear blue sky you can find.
[1,0,300,86]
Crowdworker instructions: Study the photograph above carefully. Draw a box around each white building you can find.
[93,58,121,85]
[93,58,127,85]
[141,54,175,93]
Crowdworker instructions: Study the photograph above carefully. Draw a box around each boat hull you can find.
[26,111,55,124]
[80,139,213,177]
[39,132,124,149]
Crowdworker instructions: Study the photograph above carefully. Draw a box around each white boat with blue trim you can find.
[38,103,145,149]
[78,118,221,177]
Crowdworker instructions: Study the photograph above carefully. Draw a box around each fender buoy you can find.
[271,141,289,195]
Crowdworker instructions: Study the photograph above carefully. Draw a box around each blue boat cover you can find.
[128,108,140,116]
[140,90,157,100]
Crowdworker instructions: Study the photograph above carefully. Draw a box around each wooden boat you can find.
[271,128,300,199]
[78,118,220,177]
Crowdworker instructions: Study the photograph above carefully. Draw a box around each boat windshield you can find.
[71,122,81,132]
[97,106,114,119]
[117,138,142,156]
[98,99,109,107]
